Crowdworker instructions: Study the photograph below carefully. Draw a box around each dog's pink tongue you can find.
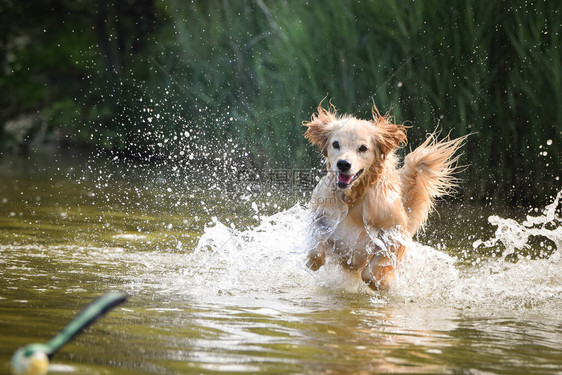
[338,174,353,184]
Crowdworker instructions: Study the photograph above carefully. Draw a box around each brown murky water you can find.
[1,149,561,374]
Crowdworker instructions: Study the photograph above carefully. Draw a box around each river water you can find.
[1,148,561,374]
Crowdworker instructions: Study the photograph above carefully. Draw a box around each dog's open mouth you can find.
[337,169,364,189]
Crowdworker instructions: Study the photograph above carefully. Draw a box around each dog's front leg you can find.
[305,211,334,271]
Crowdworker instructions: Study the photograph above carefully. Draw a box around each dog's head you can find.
[304,103,407,190]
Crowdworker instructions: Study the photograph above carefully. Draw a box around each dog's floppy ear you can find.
[303,103,337,156]
[372,106,407,158]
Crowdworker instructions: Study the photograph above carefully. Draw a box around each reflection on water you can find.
[0,149,561,374]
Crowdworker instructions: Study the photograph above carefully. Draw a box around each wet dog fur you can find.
[304,103,466,290]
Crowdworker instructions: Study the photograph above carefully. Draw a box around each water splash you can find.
[67,129,562,311]
[472,190,562,259]
[172,205,317,298]
[169,191,562,310]
[395,190,561,308]
[4,192,560,312]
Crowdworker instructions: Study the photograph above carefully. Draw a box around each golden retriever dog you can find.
[304,103,465,290]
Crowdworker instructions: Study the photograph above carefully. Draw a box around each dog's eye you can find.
[332,141,340,149]
[359,145,368,152]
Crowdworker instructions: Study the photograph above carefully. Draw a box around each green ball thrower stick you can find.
[11,292,127,375]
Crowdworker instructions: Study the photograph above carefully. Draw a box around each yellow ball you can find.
[11,350,49,375]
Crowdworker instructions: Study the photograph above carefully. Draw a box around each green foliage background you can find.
[1,0,560,204]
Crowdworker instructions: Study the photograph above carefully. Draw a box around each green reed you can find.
[147,0,559,204]
[2,0,559,204]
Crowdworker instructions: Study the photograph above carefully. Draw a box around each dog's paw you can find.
[306,250,325,271]
[361,259,394,291]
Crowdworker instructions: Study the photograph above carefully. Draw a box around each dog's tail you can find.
[399,133,467,235]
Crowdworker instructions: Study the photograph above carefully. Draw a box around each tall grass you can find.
[6,0,556,204]
[139,0,559,204]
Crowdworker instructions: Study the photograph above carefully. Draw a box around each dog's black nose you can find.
[337,159,351,172]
